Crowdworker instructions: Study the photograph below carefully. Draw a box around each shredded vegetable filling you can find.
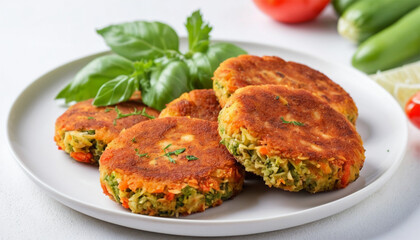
[219,126,343,193]
[61,130,106,162]
[102,171,236,217]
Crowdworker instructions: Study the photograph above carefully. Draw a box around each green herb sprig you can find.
[186,155,199,161]
[280,117,305,126]
[162,144,186,163]
[55,10,247,110]
[135,148,149,158]
[113,106,155,125]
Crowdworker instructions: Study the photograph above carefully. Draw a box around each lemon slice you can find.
[394,83,420,107]
[370,61,420,107]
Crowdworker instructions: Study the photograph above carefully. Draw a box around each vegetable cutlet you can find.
[213,55,358,124]
[218,85,365,193]
[99,117,244,217]
[54,99,159,164]
[159,89,221,121]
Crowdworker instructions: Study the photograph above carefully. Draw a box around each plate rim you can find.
[6,39,408,236]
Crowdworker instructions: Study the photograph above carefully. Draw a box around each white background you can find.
[1,0,420,239]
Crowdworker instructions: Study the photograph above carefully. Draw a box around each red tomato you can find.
[253,0,330,23]
[405,91,420,129]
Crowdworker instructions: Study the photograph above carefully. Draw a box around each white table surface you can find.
[2,0,420,239]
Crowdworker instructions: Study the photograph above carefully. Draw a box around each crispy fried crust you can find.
[159,89,221,121]
[100,117,244,193]
[213,55,358,124]
[54,99,159,151]
[219,85,365,189]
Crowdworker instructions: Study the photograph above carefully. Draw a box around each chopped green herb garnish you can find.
[387,149,390,152]
[87,117,95,120]
[132,137,137,143]
[104,108,112,113]
[186,155,198,161]
[116,106,155,119]
[135,148,149,158]
[275,96,279,100]
[113,106,155,126]
[162,144,185,164]
[174,148,186,155]
[137,153,149,158]
[280,117,304,126]
[167,155,176,163]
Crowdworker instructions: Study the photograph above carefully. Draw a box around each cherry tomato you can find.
[405,91,420,129]
[253,0,331,23]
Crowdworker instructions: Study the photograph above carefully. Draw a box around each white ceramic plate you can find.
[7,40,407,237]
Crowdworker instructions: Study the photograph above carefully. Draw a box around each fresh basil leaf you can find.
[140,59,192,111]
[56,54,134,104]
[187,42,247,89]
[185,10,212,54]
[133,60,154,90]
[97,21,179,61]
[92,75,137,106]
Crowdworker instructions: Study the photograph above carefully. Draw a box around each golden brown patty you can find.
[213,55,358,124]
[218,85,365,192]
[54,99,159,163]
[159,89,221,121]
[99,117,244,216]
